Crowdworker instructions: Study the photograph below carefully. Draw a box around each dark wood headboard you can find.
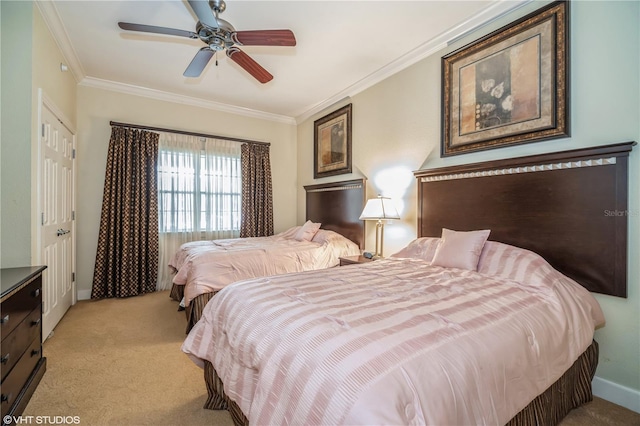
[414,142,635,297]
[304,179,366,249]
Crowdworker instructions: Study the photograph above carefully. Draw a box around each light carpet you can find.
[24,291,233,426]
[24,290,639,425]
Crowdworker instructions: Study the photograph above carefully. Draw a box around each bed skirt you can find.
[202,340,599,426]
[184,291,219,333]
[506,339,599,425]
[169,283,184,302]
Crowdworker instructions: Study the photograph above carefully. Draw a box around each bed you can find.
[182,142,634,425]
[169,179,366,331]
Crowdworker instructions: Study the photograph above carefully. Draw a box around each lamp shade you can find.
[359,196,400,220]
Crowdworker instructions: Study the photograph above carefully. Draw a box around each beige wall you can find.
[0,3,77,267]
[75,86,297,298]
[297,0,640,405]
[31,6,77,126]
[297,57,439,257]
[31,6,78,264]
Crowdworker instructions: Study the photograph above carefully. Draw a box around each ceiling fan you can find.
[118,0,296,83]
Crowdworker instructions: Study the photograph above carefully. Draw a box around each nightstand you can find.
[339,255,375,266]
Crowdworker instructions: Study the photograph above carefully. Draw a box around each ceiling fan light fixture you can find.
[209,38,225,51]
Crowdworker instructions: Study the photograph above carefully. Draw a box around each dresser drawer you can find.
[0,279,41,338]
[1,307,42,382]
[0,337,41,417]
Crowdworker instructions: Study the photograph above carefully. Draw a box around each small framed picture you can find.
[314,104,352,178]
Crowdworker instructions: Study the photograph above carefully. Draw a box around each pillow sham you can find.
[279,226,301,239]
[311,229,340,244]
[389,237,441,261]
[311,229,360,255]
[294,220,322,242]
[431,228,490,271]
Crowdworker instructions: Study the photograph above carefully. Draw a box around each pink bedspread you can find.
[170,228,359,306]
[182,241,604,425]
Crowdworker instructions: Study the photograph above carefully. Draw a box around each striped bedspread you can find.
[182,240,604,425]
[170,227,359,307]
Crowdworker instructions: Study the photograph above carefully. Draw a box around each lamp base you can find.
[374,220,385,258]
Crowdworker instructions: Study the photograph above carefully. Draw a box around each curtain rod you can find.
[109,121,270,146]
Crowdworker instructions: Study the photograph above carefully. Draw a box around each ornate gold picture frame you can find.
[442,1,569,156]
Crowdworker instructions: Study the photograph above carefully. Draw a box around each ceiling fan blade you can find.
[187,0,219,28]
[226,47,273,84]
[184,48,214,77]
[233,30,296,46]
[118,22,198,39]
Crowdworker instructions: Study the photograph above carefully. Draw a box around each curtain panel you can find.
[240,143,274,237]
[91,127,159,299]
[156,134,241,290]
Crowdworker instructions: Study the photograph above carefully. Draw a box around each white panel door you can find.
[40,101,75,340]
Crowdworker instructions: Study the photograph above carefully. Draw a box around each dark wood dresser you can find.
[1,266,47,422]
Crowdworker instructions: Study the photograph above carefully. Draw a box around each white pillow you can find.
[294,220,322,242]
[431,228,491,271]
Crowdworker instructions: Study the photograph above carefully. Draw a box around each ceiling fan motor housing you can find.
[196,21,235,51]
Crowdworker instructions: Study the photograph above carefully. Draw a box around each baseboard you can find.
[77,289,91,300]
[592,375,640,413]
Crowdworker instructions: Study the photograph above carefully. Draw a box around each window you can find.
[157,136,241,234]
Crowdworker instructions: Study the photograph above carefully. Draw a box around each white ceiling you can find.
[40,0,530,123]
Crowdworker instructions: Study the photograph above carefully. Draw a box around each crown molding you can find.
[293,0,533,124]
[79,77,296,125]
[36,0,85,83]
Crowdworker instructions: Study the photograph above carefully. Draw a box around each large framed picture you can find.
[441,1,569,157]
[314,104,352,178]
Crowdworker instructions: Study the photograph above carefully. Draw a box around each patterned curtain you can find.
[91,126,159,299]
[240,143,274,237]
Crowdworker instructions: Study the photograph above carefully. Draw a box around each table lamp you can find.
[359,195,400,258]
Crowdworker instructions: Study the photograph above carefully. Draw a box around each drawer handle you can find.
[0,314,8,324]
[33,288,40,297]
[1,393,11,403]
[31,349,41,357]
[0,353,9,364]
[31,318,41,327]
